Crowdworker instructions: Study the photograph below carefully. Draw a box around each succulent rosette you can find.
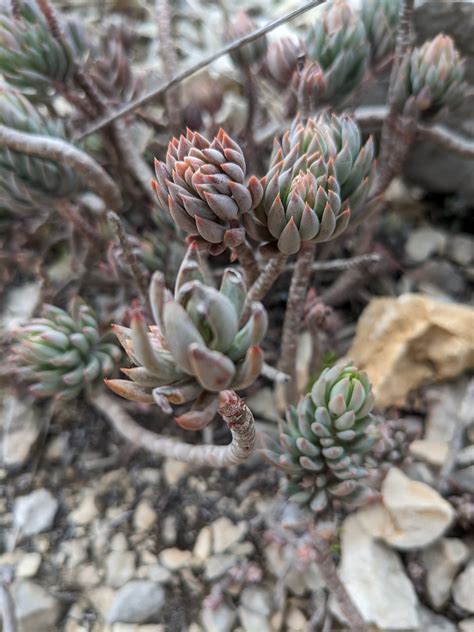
[153,129,263,256]
[224,11,268,68]
[306,0,370,103]
[398,35,465,117]
[13,300,121,401]
[107,242,268,430]
[244,112,374,255]
[262,362,379,514]
[266,36,304,85]
[360,0,400,64]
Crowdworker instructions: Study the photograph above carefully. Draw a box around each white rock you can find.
[0,282,40,331]
[240,586,272,615]
[453,561,474,614]
[421,538,469,609]
[418,605,456,632]
[14,489,59,536]
[17,552,42,578]
[238,607,272,632]
[161,515,176,545]
[107,580,165,624]
[211,517,248,554]
[405,227,446,263]
[159,548,192,570]
[358,468,454,550]
[133,500,157,532]
[106,551,136,588]
[70,493,99,525]
[457,445,474,468]
[193,526,212,561]
[459,618,474,632]
[409,439,449,467]
[286,606,308,630]
[204,554,238,580]
[337,512,419,630]
[201,603,236,632]
[110,533,129,552]
[163,459,188,485]
[13,580,60,632]
[1,396,41,469]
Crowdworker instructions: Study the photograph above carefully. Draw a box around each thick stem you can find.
[245,252,287,306]
[0,124,122,212]
[234,240,259,287]
[91,390,256,468]
[310,532,368,632]
[155,0,181,132]
[277,243,315,405]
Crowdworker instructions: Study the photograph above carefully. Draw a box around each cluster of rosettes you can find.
[262,363,379,514]
[13,301,121,401]
[153,129,263,255]
[306,0,370,104]
[360,0,401,64]
[244,113,374,255]
[0,90,80,215]
[395,34,465,118]
[0,0,85,99]
[107,242,268,431]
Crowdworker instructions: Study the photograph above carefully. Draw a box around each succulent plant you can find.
[0,0,86,99]
[224,11,267,68]
[266,36,303,85]
[152,128,263,256]
[244,112,374,255]
[291,61,326,112]
[360,0,400,64]
[0,89,80,214]
[262,362,379,514]
[395,35,465,118]
[13,300,121,401]
[306,0,370,103]
[107,242,268,430]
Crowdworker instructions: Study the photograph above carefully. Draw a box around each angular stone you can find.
[459,618,474,632]
[105,551,136,588]
[418,605,456,632]
[193,526,212,561]
[211,517,248,554]
[405,227,446,264]
[13,580,60,632]
[421,538,469,609]
[133,500,157,532]
[1,395,41,469]
[453,561,474,614]
[159,548,192,570]
[107,580,165,624]
[409,440,449,467]
[201,603,236,632]
[14,489,59,536]
[70,493,99,526]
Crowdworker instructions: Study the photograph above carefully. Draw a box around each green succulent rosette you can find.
[360,0,400,64]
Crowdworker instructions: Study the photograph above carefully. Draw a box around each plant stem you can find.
[0,124,122,212]
[245,252,287,306]
[310,529,368,632]
[75,0,327,139]
[234,240,259,287]
[0,566,17,632]
[155,0,182,132]
[277,243,315,405]
[91,390,256,467]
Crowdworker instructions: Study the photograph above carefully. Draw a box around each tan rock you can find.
[356,468,454,549]
[409,439,449,466]
[347,294,474,407]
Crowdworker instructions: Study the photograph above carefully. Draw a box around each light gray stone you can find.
[405,227,446,264]
[14,489,59,536]
[459,618,474,632]
[421,538,469,609]
[13,580,60,632]
[105,551,136,588]
[211,517,248,554]
[1,396,42,469]
[107,580,165,624]
[201,603,236,632]
[240,586,272,615]
[417,606,456,632]
[204,555,238,580]
[453,561,474,614]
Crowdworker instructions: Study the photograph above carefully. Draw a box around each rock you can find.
[0,282,41,331]
[16,552,42,578]
[451,465,474,493]
[211,517,248,554]
[347,294,474,407]
[336,512,419,630]
[239,587,272,632]
[106,551,136,588]
[411,260,466,298]
[446,234,474,267]
[201,603,236,632]
[459,619,474,632]
[70,493,99,525]
[0,396,41,469]
[286,606,308,631]
[13,580,60,632]
[110,533,129,552]
[161,515,177,545]
[107,580,165,624]
[421,538,469,609]
[14,489,59,536]
[163,459,188,485]
[417,606,456,632]
[193,526,212,561]
[458,445,474,468]
[453,561,474,614]
[204,554,238,580]
[133,501,157,532]
[357,468,454,550]
[409,440,449,467]
[246,387,280,422]
[405,227,446,264]
[159,548,192,570]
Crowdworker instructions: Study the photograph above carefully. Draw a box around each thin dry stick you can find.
[310,529,368,632]
[107,212,150,307]
[155,0,182,132]
[246,252,288,306]
[75,0,327,139]
[234,240,260,287]
[261,362,290,384]
[416,123,474,159]
[0,124,122,212]
[277,243,315,405]
[286,253,382,273]
[0,566,17,632]
[91,390,256,467]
